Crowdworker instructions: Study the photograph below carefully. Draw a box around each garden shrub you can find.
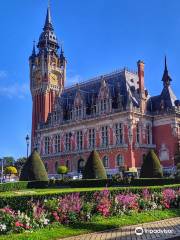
[0,184,180,210]
[140,150,163,178]
[0,187,180,235]
[20,150,48,182]
[132,178,177,186]
[0,181,29,192]
[57,166,68,179]
[83,150,107,179]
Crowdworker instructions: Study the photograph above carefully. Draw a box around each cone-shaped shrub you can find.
[20,150,48,181]
[140,149,163,178]
[83,150,107,179]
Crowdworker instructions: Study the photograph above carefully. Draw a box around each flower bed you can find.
[0,187,179,235]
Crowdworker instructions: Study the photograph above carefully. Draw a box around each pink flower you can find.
[15,221,21,227]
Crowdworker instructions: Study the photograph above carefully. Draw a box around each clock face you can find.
[50,73,58,85]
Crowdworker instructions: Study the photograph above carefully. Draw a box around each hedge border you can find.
[0,184,180,210]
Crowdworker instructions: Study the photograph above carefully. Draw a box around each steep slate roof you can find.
[56,68,141,112]
[147,58,178,113]
[147,86,177,112]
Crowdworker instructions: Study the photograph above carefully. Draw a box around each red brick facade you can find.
[29,6,180,176]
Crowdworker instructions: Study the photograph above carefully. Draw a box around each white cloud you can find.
[65,74,82,87]
[0,83,30,99]
[0,70,7,79]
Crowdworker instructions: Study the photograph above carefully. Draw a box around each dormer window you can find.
[75,106,82,119]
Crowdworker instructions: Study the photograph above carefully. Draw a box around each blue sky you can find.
[0,0,180,159]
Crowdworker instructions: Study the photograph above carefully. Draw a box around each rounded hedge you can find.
[20,150,48,181]
[83,150,107,179]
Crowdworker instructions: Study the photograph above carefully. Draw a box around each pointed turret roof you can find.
[37,4,59,51]
[162,56,172,87]
[43,5,53,31]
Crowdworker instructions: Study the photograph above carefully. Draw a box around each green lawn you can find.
[1,184,180,197]
[0,209,179,240]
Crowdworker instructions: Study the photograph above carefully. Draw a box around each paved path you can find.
[62,217,180,240]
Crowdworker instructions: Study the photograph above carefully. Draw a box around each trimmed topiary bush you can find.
[83,150,107,179]
[20,150,48,183]
[57,166,68,179]
[140,150,163,178]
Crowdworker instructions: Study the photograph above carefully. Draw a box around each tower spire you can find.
[162,56,172,87]
[32,40,36,56]
[43,0,53,31]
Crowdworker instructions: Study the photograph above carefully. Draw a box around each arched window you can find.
[45,162,48,171]
[116,154,124,167]
[66,160,70,171]
[55,161,58,172]
[103,156,109,168]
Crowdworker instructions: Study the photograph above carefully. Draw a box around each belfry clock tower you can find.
[29,5,66,148]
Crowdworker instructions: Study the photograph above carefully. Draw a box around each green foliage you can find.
[55,179,114,188]
[14,157,26,175]
[131,178,176,186]
[4,166,17,175]
[177,163,180,170]
[20,150,48,182]
[175,163,180,181]
[2,157,15,167]
[140,150,163,178]
[57,166,68,179]
[57,166,68,174]
[83,150,107,179]
[0,184,180,210]
[0,181,29,192]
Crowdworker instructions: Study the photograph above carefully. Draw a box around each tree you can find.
[4,166,17,179]
[57,166,68,179]
[14,157,26,176]
[175,163,180,181]
[140,150,163,178]
[20,150,48,181]
[83,150,107,179]
[140,154,147,178]
[174,142,180,165]
[2,157,15,167]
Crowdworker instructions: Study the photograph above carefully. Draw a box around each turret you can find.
[30,4,66,149]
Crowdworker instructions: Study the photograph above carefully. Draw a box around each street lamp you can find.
[26,134,30,159]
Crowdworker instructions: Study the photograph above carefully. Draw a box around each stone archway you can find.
[77,158,85,173]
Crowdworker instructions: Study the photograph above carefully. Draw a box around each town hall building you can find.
[29,6,180,176]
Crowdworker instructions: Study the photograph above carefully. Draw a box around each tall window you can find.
[100,99,107,113]
[147,124,151,144]
[89,129,95,148]
[54,135,61,153]
[45,136,50,154]
[116,154,124,167]
[103,156,109,168]
[102,126,108,147]
[77,131,83,150]
[115,123,123,145]
[75,106,82,119]
[65,133,71,151]
[55,161,58,172]
[66,160,70,171]
[136,123,140,144]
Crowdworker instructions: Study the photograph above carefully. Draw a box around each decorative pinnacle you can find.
[32,40,36,56]
[162,56,172,87]
[43,0,53,30]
